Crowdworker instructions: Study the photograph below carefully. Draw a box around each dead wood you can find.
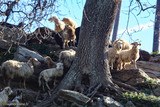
[112,79,140,92]
[58,89,91,106]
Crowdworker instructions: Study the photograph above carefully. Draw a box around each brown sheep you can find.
[62,17,77,29]
[48,16,66,32]
[61,25,76,48]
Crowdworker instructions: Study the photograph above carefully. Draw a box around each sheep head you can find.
[44,56,56,68]
[28,58,41,66]
[48,16,59,23]
[56,62,64,70]
[113,40,123,51]
[131,42,141,48]
[3,86,13,95]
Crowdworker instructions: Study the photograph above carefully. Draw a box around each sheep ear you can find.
[138,43,141,46]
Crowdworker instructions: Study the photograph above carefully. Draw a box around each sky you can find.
[0,0,157,53]
[43,0,156,53]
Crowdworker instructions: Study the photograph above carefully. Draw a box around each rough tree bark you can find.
[37,0,120,106]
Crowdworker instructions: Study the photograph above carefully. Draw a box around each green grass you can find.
[123,92,160,107]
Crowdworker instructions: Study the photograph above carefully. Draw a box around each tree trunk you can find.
[152,0,160,53]
[37,0,120,106]
[112,1,122,42]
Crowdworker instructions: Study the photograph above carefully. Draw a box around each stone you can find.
[103,96,124,107]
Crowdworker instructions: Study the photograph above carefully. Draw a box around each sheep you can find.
[55,26,80,48]
[1,58,41,88]
[117,42,141,70]
[113,39,132,50]
[44,56,56,68]
[0,86,13,106]
[48,16,66,32]
[59,49,76,69]
[106,40,123,70]
[62,17,77,29]
[38,62,64,91]
[61,25,76,48]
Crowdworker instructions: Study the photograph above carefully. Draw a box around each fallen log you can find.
[58,89,91,105]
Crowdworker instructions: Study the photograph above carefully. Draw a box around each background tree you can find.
[112,1,122,42]
[152,0,160,53]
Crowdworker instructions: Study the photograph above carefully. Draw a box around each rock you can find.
[139,50,151,61]
[125,101,136,107]
[112,69,151,86]
[14,46,45,62]
[150,55,160,63]
[137,61,160,78]
[103,96,124,107]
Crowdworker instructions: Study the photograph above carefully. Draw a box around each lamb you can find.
[38,62,64,91]
[1,58,41,88]
[117,42,141,70]
[106,40,123,70]
[59,49,76,69]
[0,86,13,106]
[48,16,66,32]
[61,25,76,48]
[113,39,132,50]
[62,17,77,29]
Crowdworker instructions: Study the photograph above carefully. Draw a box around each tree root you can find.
[112,79,140,92]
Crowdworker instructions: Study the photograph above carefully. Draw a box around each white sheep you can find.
[117,42,141,70]
[38,62,64,91]
[59,49,76,68]
[113,39,132,50]
[1,58,41,88]
[106,40,123,70]
[0,86,13,106]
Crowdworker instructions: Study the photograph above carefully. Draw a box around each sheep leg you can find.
[72,40,76,46]
[122,62,125,70]
[132,60,137,69]
[65,40,69,48]
[45,82,51,91]
[53,77,57,87]
[42,81,45,92]
[63,42,65,49]
[23,78,26,89]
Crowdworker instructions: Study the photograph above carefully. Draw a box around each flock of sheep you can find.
[0,16,141,106]
[107,39,141,71]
